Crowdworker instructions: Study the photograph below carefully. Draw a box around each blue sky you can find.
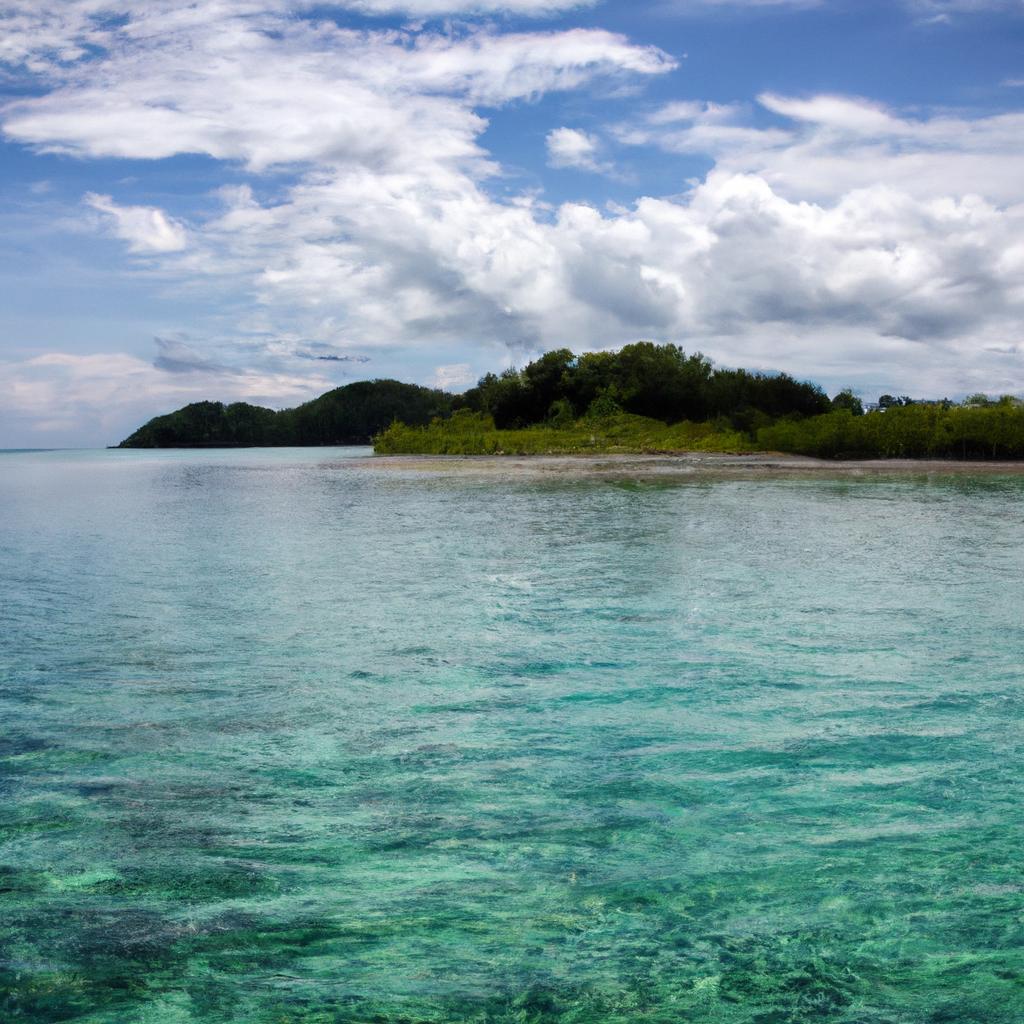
[1,0,1023,446]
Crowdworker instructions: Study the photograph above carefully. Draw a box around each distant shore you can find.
[349,452,1024,479]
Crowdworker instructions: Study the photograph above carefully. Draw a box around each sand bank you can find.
[341,452,1024,480]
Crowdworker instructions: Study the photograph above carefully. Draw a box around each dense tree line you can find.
[118,380,453,447]
[117,343,1024,459]
[117,345,832,448]
[377,401,1024,459]
[454,343,832,428]
[758,399,1024,460]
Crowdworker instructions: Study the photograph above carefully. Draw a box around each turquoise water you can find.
[1,448,1023,1024]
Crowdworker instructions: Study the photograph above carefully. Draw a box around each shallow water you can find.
[1,448,1022,1023]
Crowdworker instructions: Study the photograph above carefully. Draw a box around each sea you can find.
[1,447,1022,1023]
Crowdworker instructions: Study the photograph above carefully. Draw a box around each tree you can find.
[878,394,913,410]
[547,398,574,427]
[963,393,992,408]
[831,389,864,416]
[585,385,623,421]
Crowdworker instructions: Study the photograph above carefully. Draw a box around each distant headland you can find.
[117,379,451,448]
[118,343,1024,460]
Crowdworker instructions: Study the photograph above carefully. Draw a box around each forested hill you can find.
[121,342,1021,457]
[456,344,835,428]
[117,380,453,447]
[118,344,837,448]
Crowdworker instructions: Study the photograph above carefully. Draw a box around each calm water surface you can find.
[1,448,1022,1023]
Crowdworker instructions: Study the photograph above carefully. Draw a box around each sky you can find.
[1,0,1023,447]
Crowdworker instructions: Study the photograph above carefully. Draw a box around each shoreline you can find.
[346,452,1024,479]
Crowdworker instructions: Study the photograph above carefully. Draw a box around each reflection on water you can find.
[1,448,1023,1023]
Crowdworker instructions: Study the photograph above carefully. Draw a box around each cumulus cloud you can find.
[2,0,1024,441]
[618,93,1024,204]
[168,158,1024,393]
[179,85,1024,399]
[3,13,671,172]
[546,127,609,172]
[85,193,188,253]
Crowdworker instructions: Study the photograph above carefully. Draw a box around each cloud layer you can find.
[1,0,1024,443]
[85,194,189,253]
[0,350,332,442]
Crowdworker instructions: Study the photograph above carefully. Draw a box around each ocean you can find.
[1,447,1022,1023]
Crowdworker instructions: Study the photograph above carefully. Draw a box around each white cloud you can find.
[166,156,1024,395]
[758,92,901,133]
[340,0,594,12]
[0,350,332,443]
[656,0,1021,11]
[2,0,1024,443]
[646,100,731,125]
[619,93,1024,205]
[85,193,188,253]
[615,99,792,158]
[431,363,476,389]
[2,12,671,172]
[0,0,596,81]
[909,0,1024,12]
[0,1,113,71]
[400,29,675,105]
[546,127,609,172]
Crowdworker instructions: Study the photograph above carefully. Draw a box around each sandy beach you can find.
[347,452,1024,480]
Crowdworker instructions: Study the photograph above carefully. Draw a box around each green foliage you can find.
[116,401,287,448]
[584,385,622,422]
[456,342,830,428]
[377,400,1024,460]
[287,379,451,445]
[964,393,994,408]
[758,403,1024,459]
[878,393,914,410]
[117,344,1024,459]
[374,410,750,456]
[546,398,575,428]
[118,381,452,447]
[830,388,864,416]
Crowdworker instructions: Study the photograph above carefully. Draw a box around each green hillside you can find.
[118,380,453,447]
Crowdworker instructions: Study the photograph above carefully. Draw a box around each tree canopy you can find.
[118,345,837,448]
[454,342,831,428]
[118,380,452,447]
[118,342,1023,459]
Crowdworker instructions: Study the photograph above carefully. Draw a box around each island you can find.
[117,379,453,448]
[119,343,1024,460]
